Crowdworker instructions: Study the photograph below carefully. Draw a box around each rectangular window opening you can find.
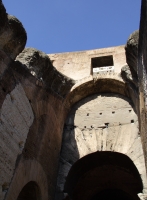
[91,55,114,75]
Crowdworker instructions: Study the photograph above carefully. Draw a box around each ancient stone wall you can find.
[0,1,75,200]
[0,0,147,200]
[0,51,74,200]
[56,93,147,200]
[49,46,126,80]
[0,84,34,199]
[138,0,147,170]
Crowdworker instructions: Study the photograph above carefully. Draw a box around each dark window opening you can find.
[91,55,114,75]
[92,55,114,68]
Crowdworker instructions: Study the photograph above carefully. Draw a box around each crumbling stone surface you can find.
[16,48,75,97]
[0,84,34,200]
[56,93,147,200]
[138,0,147,169]
[0,0,7,28]
[49,46,126,81]
[0,1,27,59]
[0,2,74,199]
[0,0,27,80]
[121,64,138,88]
[121,65,133,82]
[0,1,146,200]
[125,30,139,78]
[121,63,139,116]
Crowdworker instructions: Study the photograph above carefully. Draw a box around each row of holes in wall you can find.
[86,110,132,116]
[83,120,135,129]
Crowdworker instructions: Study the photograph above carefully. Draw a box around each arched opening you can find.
[17,181,41,200]
[55,92,147,200]
[65,78,130,109]
[64,151,143,200]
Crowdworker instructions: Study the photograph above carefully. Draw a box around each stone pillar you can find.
[138,0,147,169]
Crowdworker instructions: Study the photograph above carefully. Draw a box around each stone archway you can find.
[5,159,48,200]
[64,151,142,200]
[17,181,41,200]
[55,92,147,200]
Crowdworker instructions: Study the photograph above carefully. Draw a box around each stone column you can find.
[138,0,147,169]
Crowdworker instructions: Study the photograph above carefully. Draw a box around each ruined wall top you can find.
[0,0,27,60]
[48,45,126,81]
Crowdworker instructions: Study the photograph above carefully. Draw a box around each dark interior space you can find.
[17,181,41,200]
[64,151,142,200]
[91,55,114,68]
[91,189,135,200]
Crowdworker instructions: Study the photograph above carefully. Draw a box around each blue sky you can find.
[3,0,141,54]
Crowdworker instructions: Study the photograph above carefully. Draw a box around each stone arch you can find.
[64,76,129,109]
[64,75,139,118]
[17,181,41,200]
[56,92,147,200]
[5,159,48,200]
[64,151,142,200]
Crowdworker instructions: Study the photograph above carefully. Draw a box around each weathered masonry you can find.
[51,45,147,200]
[0,0,147,200]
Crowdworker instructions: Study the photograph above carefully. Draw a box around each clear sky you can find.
[3,0,141,54]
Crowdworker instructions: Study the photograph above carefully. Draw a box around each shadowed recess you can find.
[17,181,41,200]
[65,151,143,200]
[91,189,135,200]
